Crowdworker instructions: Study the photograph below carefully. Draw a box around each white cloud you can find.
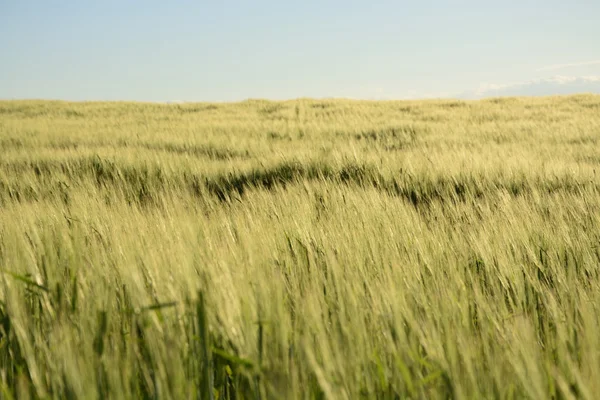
[461,75,600,99]
[536,60,600,72]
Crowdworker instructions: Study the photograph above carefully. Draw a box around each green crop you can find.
[0,95,599,398]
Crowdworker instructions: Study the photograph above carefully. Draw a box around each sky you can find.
[1,0,599,101]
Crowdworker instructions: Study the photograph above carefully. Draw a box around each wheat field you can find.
[1,95,600,399]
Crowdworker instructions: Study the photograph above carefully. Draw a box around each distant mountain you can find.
[460,75,600,99]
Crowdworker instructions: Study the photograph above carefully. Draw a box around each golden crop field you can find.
[1,95,600,399]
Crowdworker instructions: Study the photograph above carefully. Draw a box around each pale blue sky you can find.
[1,1,599,101]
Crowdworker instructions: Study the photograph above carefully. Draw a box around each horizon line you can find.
[2,92,600,104]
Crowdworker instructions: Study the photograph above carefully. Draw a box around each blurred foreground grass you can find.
[1,95,600,399]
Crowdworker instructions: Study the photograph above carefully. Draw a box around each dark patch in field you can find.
[439,101,468,109]
[258,103,285,115]
[1,156,598,209]
[351,125,421,151]
[138,142,250,160]
[565,136,599,145]
[0,138,249,160]
[267,131,292,141]
[580,102,600,110]
[175,104,220,113]
[0,138,25,149]
[484,97,518,105]
[64,110,85,118]
[355,125,418,141]
[201,161,597,208]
